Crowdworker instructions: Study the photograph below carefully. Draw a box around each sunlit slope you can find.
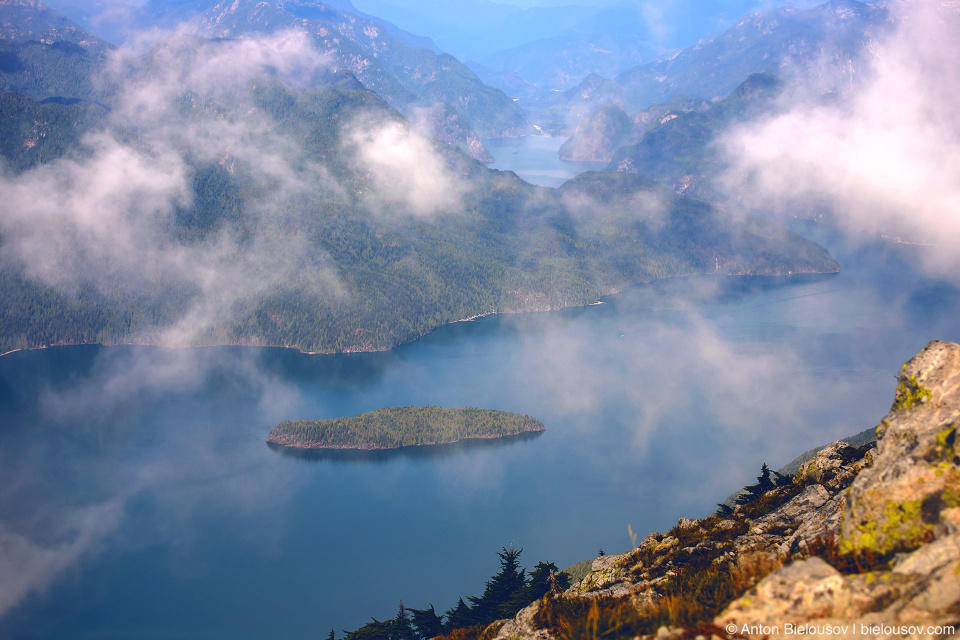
[607,74,785,202]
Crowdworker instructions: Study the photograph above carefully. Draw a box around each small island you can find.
[266,406,546,450]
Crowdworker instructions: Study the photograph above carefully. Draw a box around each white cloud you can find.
[0,30,345,346]
[0,500,125,617]
[720,3,960,280]
[347,117,468,217]
[0,133,191,291]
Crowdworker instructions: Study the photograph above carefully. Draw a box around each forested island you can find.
[266,406,546,450]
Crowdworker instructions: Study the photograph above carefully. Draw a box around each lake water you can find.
[484,136,606,187]
[1,142,960,639]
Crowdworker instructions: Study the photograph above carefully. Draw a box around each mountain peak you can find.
[0,0,112,51]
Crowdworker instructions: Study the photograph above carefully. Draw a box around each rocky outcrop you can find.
[719,341,960,639]
[408,101,494,162]
[492,341,960,640]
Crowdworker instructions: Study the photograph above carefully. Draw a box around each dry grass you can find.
[535,554,782,640]
[433,627,483,640]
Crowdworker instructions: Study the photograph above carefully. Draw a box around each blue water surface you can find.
[1,148,958,639]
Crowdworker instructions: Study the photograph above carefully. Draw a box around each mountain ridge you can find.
[194,0,531,141]
[548,0,890,121]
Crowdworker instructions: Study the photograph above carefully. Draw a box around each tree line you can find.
[339,546,570,640]
[267,406,545,450]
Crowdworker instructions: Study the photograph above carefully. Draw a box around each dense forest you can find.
[339,546,570,640]
[0,36,840,356]
[608,74,785,201]
[267,406,545,449]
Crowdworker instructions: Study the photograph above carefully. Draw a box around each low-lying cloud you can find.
[0,30,349,345]
[0,500,126,617]
[720,3,960,281]
[0,346,311,617]
[347,117,469,218]
[0,134,191,292]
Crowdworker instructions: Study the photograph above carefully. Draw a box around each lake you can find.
[484,135,606,187]
[1,140,959,639]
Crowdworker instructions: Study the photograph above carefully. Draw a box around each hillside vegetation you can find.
[608,74,785,201]
[267,406,545,450]
[0,9,840,356]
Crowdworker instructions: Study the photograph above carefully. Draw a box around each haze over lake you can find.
[2,146,958,640]
[484,136,606,187]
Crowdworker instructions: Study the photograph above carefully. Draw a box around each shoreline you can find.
[0,269,840,360]
[266,425,547,451]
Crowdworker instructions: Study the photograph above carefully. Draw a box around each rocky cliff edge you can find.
[488,341,960,640]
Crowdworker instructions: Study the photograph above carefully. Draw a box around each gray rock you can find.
[780,491,846,556]
[840,341,960,557]
[798,442,859,485]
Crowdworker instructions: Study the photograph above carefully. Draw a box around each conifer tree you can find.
[390,599,416,640]
[443,597,473,631]
[468,545,527,625]
[525,561,570,601]
[735,462,777,505]
[342,618,394,640]
[772,468,793,487]
[326,627,335,640]
[714,503,734,517]
[408,604,445,640]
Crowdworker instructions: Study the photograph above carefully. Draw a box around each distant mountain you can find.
[347,0,812,76]
[0,0,112,101]
[0,0,110,51]
[0,0,522,159]
[133,0,441,53]
[555,0,891,115]
[607,74,786,202]
[348,0,598,61]
[559,95,708,162]
[0,34,839,355]
[194,0,530,141]
[475,31,659,98]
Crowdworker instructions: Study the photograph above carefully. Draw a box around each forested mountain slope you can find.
[0,23,840,356]
[195,0,530,140]
[553,0,889,118]
[0,0,112,100]
[607,74,786,202]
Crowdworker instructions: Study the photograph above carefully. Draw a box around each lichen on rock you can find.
[840,341,960,557]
